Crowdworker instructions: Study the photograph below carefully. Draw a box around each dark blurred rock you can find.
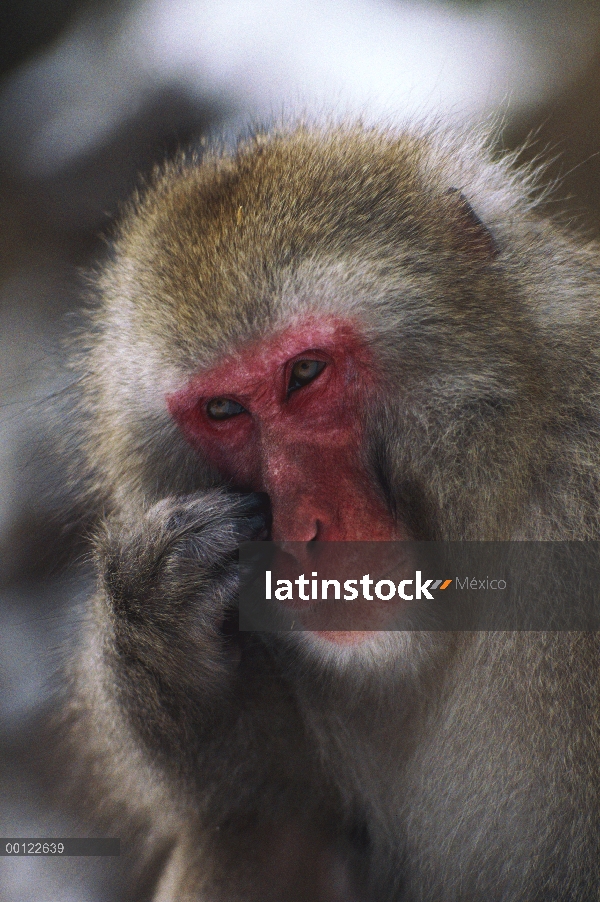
[0,0,96,78]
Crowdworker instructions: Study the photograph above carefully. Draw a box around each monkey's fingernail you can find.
[244,493,272,537]
[246,514,268,535]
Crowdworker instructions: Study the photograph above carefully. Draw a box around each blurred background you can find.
[1,0,600,899]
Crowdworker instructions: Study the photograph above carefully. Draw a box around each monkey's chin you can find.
[311,630,381,646]
[285,628,432,678]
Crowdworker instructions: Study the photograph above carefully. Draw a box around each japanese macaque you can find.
[68,122,600,901]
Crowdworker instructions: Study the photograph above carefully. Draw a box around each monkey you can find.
[66,121,600,901]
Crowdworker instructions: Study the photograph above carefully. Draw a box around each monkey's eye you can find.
[206,398,246,420]
[287,359,326,394]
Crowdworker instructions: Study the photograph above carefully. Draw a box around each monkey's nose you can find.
[270,509,322,543]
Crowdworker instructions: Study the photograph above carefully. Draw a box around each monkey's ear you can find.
[446,188,498,260]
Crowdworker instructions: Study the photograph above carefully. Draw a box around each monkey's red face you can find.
[167,318,402,543]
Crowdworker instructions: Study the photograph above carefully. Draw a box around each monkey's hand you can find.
[95,490,269,706]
